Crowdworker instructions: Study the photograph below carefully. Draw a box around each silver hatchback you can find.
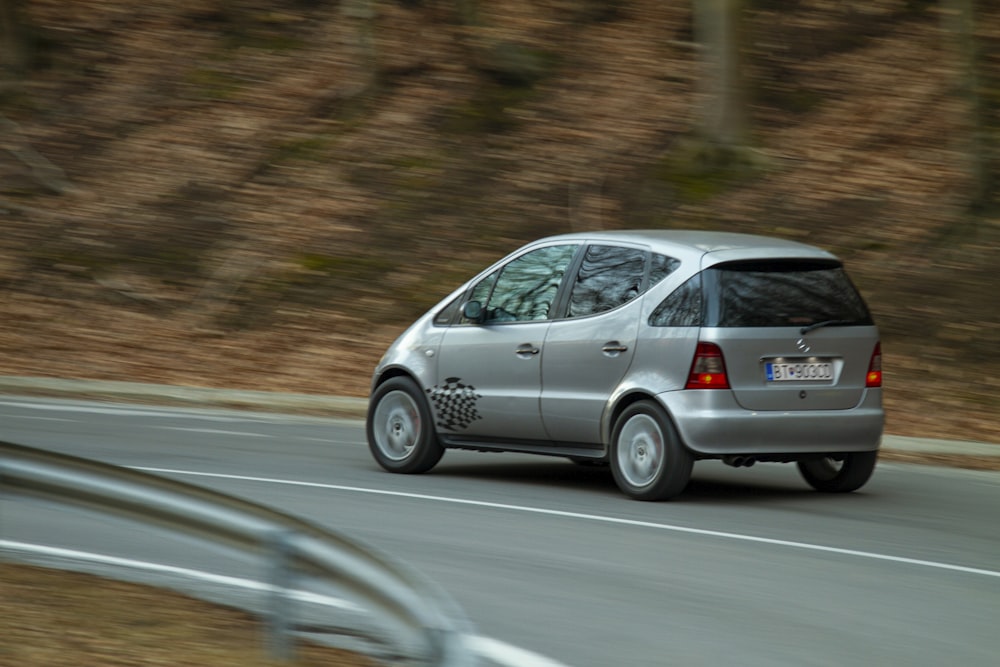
[366,231,883,500]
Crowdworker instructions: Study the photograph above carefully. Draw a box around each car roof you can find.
[531,229,837,264]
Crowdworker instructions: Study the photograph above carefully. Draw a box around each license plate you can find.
[765,360,833,382]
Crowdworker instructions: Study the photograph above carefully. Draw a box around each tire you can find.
[366,376,444,474]
[610,401,693,501]
[797,451,878,493]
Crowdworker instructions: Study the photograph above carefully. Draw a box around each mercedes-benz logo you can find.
[796,338,811,353]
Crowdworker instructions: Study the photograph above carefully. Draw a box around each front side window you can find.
[458,269,499,324]
[705,260,872,327]
[479,245,578,323]
[434,296,462,325]
[567,245,647,318]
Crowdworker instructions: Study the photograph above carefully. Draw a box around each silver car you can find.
[366,230,883,500]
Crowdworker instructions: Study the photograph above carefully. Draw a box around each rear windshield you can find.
[703,259,872,328]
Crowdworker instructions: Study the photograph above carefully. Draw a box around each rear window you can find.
[703,259,872,328]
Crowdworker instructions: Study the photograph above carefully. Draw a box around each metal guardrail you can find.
[0,440,476,666]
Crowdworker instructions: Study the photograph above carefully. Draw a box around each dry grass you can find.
[0,563,376,667]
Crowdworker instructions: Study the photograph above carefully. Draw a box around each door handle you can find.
[602,342,629,355]
[515,344,541,357]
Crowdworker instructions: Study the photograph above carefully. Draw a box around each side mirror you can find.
[462,300,484,323]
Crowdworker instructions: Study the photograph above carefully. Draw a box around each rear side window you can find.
[649,253,681,287]
[567,245,646,317]
[704,259,872,328]
[649,273,702,327]
[565,248,682,319]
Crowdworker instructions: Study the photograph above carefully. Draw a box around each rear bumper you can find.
[658,388,883,456]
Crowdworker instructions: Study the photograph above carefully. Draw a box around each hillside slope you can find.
[1,0,998,442]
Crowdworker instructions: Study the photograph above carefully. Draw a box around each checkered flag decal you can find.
[427,377,483,431]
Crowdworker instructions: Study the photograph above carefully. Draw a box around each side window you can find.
[649,253,681,288]
[483,245,578,323]
[460,270,499,324]
[567,245,647,318]
[649,273,703,327]
[434,296,462,325]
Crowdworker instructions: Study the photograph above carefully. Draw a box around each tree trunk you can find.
[945,0,996,214]
[0,0,28,79]
[692,0,748,148]
[454,0,479,26]
[341,0,377,91]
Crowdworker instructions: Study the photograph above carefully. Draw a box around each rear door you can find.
[540,244,648,444]
[700,259,877,411]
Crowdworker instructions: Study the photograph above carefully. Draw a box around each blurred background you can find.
[1,0,997,442]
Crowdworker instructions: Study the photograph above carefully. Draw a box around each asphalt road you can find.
[2,396,998,667]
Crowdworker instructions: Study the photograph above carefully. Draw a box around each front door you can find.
[435,321,551,440]
[432,243,579,442]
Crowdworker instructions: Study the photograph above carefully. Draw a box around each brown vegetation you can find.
[0,563,375,666]
[0,0,998,444]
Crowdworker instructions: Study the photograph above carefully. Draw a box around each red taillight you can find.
[686,342,730,389]
[866,341,882,388]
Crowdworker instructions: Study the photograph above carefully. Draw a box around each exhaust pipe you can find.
[723,455,756,468]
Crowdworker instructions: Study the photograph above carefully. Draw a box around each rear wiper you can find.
[799,319,858,335]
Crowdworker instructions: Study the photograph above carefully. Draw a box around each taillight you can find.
[686,342,730,389]
[866,342,882,388]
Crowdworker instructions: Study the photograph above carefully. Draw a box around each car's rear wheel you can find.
[610,401,693,501]
[797,451,878,492]
[366,376,443,474]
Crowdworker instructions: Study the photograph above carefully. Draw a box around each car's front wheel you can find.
[366,376,444,474]
[610,401,693,501]
[797,451,878,492]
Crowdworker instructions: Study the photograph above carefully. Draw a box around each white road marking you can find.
[2,540,572,667]
[296,436,350,444]
[0,398,352,426]
[0,399,268,423]
[134,466,1000,580]
[0,400,205,419]
[157,426,270,438]
[0,540,359,611]
[464,634,574,667]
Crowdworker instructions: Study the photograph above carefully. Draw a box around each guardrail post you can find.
[265,529,295,662]
[427,627,472,667]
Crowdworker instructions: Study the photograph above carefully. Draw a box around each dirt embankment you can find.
[1,1,997,443]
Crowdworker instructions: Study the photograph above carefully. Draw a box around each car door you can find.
[434,244,579,442]
[540,244,649,445]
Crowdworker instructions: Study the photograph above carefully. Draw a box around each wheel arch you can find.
[371,365,425,395]
[604,391,676,445]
